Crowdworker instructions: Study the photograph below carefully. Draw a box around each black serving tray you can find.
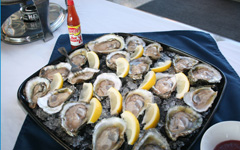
[17,33,227,150]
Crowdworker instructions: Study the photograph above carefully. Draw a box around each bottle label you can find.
[68,25,83,46]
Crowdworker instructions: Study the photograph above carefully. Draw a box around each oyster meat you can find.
[188,63,222,84]
[106,51,130,70]
[143,42,163,60]
[60,102,89,136]
[152,73,177,99]
[184,86,217,112]
[69,48,88,68]
[125,36,146,53]
[93,73,122,98]
[129,57,152,80]
[68,68,99,84]
[85,34,125,54]
[37,87,74,114]
[24,77,50,108]
[92,117,126,150]
[123,89,153,118]
[39,62,71,81]
[173,55,199,73]
[165,105,202,141]
[133,128,170,150]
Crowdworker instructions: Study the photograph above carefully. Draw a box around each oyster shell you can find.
[133,128,170,150]
[125,36,146,53]
[173,55,199,73]
[123,89,153,118]
[93,73,122,99]
[184,86,217,112]
[152,73,177,99]
[129,57,152,80]
[39,62,71,81]
[69,48,88,68]
[68,68,99,84]
[92,117,126,150]
[37,87,74,114]
[24,77,50,108]
[143,42,163,60]
[106,51,130,70]
[60,102,89,136]
[85,34,125,54]
[188,63,222,84]
[165,105,202,141]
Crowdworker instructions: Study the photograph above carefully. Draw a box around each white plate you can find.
[201,121,240,150]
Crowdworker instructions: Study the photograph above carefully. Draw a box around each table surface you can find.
[1,0,240,150]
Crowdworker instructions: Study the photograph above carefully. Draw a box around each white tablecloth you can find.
[1,0,240,150]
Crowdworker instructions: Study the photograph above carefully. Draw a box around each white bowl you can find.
[201,121,240,150]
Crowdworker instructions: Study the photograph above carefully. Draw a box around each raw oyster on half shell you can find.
[152,73,177,99]
[39,62,71,81]
[85,34,125,54]
[106,51,130,70]
[133,128,170,150]
[69,48,88,69]
[129,57,152,80]
[125,36,146,53]
[143,42,163,60]
[123,89,153,118]
[165,105,202,141]
[92,117,127,150]
[24,77,50,108]
[60,102,89,136]
[173,55,199,73]
[184,86,217,112]
[188,63,222,84]
[93,73,122,99]
[37,87,74,114]
[68,68,99,84]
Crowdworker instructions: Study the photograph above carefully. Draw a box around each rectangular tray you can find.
[17,32,227,150]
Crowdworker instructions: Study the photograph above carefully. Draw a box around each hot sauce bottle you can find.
[67,0,83,49]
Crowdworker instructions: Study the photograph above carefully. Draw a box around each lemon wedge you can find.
[87,51,100,69]
[139,71,156,90]
[121,111,140,145]
[151,60,172,72]
[107,87,123,115]
[130,45,144,60]
[175,72,190,99]
[142,103,160,130]
[87,98,102,124]
[79,83,93,103]
[115,57,130,78]
[50,73,63,91]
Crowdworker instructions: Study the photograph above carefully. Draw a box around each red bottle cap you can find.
[67,0,74,6]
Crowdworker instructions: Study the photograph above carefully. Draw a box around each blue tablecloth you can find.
[14,31,240,150]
